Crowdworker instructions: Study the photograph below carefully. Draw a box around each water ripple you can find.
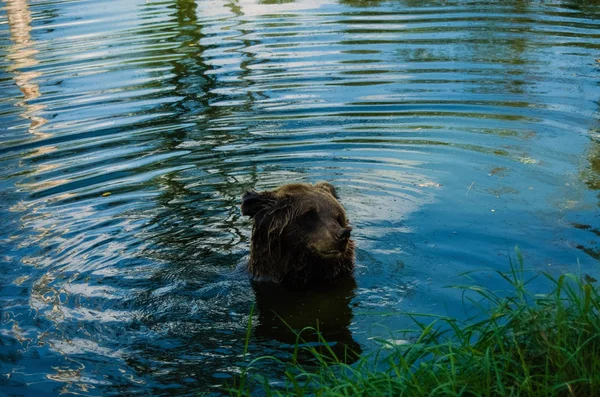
[1,0,599,394]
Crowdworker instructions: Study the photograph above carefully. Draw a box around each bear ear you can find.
[315,181,338,198]
[241,191,275,218]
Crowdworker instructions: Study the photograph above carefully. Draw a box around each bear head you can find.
[241,182,355,285]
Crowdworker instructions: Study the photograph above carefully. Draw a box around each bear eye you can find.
[300,208,318,223]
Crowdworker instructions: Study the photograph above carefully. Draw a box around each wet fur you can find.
[241,182,355,286]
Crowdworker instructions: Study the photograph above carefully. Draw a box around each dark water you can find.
[1,0,599,395]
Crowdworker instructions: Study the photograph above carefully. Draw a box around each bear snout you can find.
[315,230,352,258]
[336,226,352,241]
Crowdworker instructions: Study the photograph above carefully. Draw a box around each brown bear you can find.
[241,182,355,286]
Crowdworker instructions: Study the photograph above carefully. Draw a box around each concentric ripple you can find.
[1,0,599,395]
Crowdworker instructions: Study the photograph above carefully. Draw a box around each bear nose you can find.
[337,226,352,240]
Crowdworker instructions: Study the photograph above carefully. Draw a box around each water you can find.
[1,0,599,394]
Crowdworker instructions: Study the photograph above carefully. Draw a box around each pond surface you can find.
[1,0,600,395]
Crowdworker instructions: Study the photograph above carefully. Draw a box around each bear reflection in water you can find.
[241,182,360,361]
[252,275,362,362]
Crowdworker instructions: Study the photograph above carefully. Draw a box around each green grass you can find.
[230,248,600,396]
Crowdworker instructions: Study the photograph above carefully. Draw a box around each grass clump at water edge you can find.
[230,248,600,396]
